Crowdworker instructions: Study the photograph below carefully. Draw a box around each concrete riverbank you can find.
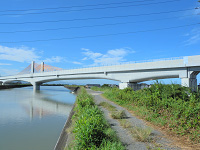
[54,105,75,150]
[54,86,80,150]
[64,85,80,93]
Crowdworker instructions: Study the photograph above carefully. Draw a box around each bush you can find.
[100,83,200,143]
[74,106,107,149]
[72,87,125,149]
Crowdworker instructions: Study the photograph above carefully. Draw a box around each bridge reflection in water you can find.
[23,87,75,120]
[0,86,75,150]
[0,86,75,125]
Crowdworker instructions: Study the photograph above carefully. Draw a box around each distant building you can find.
[86,84,101,88]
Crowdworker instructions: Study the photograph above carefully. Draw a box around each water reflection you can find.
[28,90,74,120]
[0,86,75,150]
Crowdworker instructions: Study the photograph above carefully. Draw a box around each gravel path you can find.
[87,89,182,150]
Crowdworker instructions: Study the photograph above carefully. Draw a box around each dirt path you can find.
[87,89,182,150]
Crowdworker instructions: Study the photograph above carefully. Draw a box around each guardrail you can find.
[1,56,184,77]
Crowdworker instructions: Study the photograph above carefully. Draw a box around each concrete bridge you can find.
[0,55,200,91]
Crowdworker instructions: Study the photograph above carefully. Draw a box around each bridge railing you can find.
[1,56,184,77]
[127,56,184,64]
[56,56,184,71]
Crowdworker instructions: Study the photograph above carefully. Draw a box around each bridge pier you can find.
[119,82,143,91]
[32,82,41,91]
[119,82,129,89]
[181,78,197,91]
[181,70,199,92]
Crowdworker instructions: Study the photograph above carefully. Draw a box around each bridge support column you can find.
[32,82,41,91]
[119,82,141,91]
[31,61,35,74]
[119,82,129,89]
[41,62,44,72]
[181,78,197,91]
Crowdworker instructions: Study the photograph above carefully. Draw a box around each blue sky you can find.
[0,0,200,85]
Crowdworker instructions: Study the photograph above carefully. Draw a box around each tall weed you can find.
[102,83,200,143]
[72,87,125,149]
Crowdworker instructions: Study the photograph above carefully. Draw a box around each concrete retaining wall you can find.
[54,105,75,150]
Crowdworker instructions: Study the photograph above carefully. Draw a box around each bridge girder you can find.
[1,55,200,91]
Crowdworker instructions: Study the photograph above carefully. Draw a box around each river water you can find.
[0,86,76,150]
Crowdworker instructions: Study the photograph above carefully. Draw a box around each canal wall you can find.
[54,105,75,150]
[64,85,80,93]
[54,86,80,150]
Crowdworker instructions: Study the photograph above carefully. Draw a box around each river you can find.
[0,86,76,150]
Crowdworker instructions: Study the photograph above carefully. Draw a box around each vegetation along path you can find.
[87,89,184,150]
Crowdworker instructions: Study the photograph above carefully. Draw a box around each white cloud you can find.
[73,61,82,65]
[82,47,135,66]
[0,63,11,66]
[82,48,103,60]
[0,45,40,62]
[82,57,88,60]
[43,56,66,63]
[107,49,127,57]
[0,45,71,76]
[0,68,19,76]
[184,27,200,45]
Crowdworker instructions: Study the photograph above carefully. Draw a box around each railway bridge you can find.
[0,55,200,91]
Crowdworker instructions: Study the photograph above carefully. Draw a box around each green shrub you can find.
[74,106,107,149]
[71,87,125,149]
[91,85,112,91]
[99,83,200,143]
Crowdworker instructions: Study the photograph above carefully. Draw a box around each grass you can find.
[129,126,152,142]
[99,101,117,111]
[111,110,127,119]
[65,124,74,134]
[99,140,125,150]
[97,83,200,143]
[98,93,153,143]
[118,118,152,142]
[99,102,127,119]
[65,87,125,150]
[94,89,155,145]
[118,119,132,128]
